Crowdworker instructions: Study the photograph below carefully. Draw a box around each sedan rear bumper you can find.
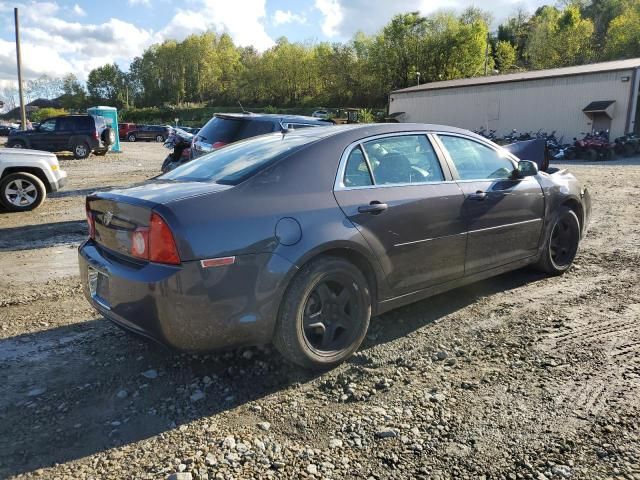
[78,241,296,351]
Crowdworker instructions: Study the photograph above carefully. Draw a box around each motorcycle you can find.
[161,128,194,173]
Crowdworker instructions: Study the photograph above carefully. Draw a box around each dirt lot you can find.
[0,141,639,479]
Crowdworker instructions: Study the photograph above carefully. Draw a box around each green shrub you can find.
[31,107,67,122]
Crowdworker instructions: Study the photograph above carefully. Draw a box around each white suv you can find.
[0,147,67,211]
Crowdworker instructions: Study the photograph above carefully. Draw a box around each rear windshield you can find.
[197,117,275,143]
[159,133,315,185]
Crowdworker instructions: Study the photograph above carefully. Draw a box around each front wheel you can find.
[128,134,136,142]
[0,172,46,211]
[534,206,580,275]
[273,256,371,369]
[155,135,165,142]
[8,140,25,148]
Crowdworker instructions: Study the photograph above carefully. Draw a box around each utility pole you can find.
[14,8,27,130]
[483,33,489,76]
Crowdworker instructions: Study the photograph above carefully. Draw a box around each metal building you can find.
[389,58,640,141]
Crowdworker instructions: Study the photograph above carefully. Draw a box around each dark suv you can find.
[126,125,172,142]
[7,115,114,159]
[191,113,333,158]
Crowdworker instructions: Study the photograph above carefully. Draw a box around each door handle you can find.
[358,202,388,214]
[468,190,487,201]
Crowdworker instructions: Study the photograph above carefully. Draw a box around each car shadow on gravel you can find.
[0,220,87,251]
[0,267,546,477]
[361,267,547,351]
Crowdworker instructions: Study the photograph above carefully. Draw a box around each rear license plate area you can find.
[88,267,110,309]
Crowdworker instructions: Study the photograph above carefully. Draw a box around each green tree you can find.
[59,74,86,110]
[525,5,594,69]
[494,40,518,72]
[87,64,127,107]
[603,2,640,59]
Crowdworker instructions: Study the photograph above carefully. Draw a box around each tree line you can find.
[1,0,639,115]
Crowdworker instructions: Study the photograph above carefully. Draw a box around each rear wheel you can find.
[534,206,580,275]
[128,133,136,142]
[73,142,90,159]
[155,135,165,142]
[273,257,371,369]
[0,172,46,211]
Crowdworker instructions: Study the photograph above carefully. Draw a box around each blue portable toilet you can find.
[87,106,121,153]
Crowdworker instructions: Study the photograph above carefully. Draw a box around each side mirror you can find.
[514,160,538,178]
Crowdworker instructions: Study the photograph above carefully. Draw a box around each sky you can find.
[0,0,549,86]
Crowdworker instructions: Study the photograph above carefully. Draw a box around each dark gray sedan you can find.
[79,124,591,369]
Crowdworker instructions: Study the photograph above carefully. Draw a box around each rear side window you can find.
[343,146,373,187]
[362,135,444,185]
[159,133,315,185]
[56,117,75,131]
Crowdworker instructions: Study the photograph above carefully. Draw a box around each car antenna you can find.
[238,100,249,114]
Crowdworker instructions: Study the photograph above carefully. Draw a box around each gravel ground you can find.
[0,141,639,479]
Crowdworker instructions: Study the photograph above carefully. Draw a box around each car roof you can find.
[215,112,331,124]
[274,122,482,142]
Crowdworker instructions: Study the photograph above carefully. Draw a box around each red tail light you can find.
[86,201,95,239]
[130,212,180,264]
[212,141,227,149]
[93,130,99,140]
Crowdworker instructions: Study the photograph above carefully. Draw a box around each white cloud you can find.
[158,0,274,51]
[72,3,86,16]
[0,2,154,83]
[273,9,306,26]
[314,0,343,37]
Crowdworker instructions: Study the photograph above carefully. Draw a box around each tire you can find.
[0,172,46,212]
[128,134,136,142]
[102,127,115,146]
[534,206,580,275]
[72,141,90,159]
[8,140,25,148]
[603,148,614,161]
[155,135,165,142]
[585,149,598,161]
[624,144,635,157]
[273,256,372,369]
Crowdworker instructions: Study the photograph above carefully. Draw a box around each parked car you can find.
[126,125,172,142]
[0,125,16,136]
[312,109,330,119]
[7,115,115,159]
[191,113,332,158]
[79,123,591,369]
[119,122,137,140]
[0,147,67,211]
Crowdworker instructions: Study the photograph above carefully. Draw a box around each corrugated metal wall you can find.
[389,69,635,141]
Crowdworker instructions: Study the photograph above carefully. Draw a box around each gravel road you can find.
[0,142,638,479]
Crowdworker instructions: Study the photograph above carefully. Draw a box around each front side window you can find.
[362,135,444,185]
[439,135,514,180]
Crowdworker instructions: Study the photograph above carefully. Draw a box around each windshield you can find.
[159,132,316,185]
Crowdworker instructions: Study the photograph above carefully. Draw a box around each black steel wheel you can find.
[274,256,371,369]
[534,206,580,275]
